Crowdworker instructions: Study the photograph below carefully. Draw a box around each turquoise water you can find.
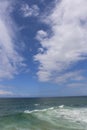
[0,97,87,130]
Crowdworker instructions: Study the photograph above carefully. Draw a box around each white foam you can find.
[52,107,87,124]
[34,104,39,106]
[24,109,47,114]
[59,105,64,108]
[48,107,54,110]
[24,109,40,114]
[24,107,55,114]
[24,107,87,125]
[24,110,31,113]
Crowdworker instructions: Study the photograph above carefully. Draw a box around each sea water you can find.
[0,96,87,130]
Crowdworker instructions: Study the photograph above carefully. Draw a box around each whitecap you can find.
[34,104,39,106]
[24,110,31,113]
[59,105,64,108]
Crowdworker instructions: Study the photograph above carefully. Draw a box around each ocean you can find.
[0,96,87,130]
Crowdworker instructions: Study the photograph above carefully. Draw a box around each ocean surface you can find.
[0,97,87,130]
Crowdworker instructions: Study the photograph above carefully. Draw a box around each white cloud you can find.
[55,71,85,84]
[67,83,87,88]
[36,30,48,41]
[0,90,13,95]
[0,1,25,80]
[21,4,39,17]
[35,0,87,83]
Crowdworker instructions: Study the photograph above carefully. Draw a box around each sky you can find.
[0,0,87,97]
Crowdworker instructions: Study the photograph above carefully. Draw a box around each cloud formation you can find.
[0,1,25,80]
[35,0,87,83]
[0,90,12,95]
[21,3,39,17]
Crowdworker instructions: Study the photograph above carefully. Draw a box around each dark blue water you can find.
[0,96,87,130]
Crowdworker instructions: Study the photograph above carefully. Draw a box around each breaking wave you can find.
[1,96,87,130]
[24,105,87,124]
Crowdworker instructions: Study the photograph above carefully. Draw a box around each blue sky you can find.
[0,0,87,97]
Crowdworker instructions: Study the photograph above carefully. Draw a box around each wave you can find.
[59,105,64,108]
[1,106,87,130]
[24,106,87,124]
[24,107,54,114]
[34,104,39,106]
[24,105,65,114]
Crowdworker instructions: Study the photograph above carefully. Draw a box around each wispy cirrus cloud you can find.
[35,0,87,83]
[0,90,13,95]
[55,71,85,84]
[21,3,39,17]
[67,82,87,88]
[0,0,25,80]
